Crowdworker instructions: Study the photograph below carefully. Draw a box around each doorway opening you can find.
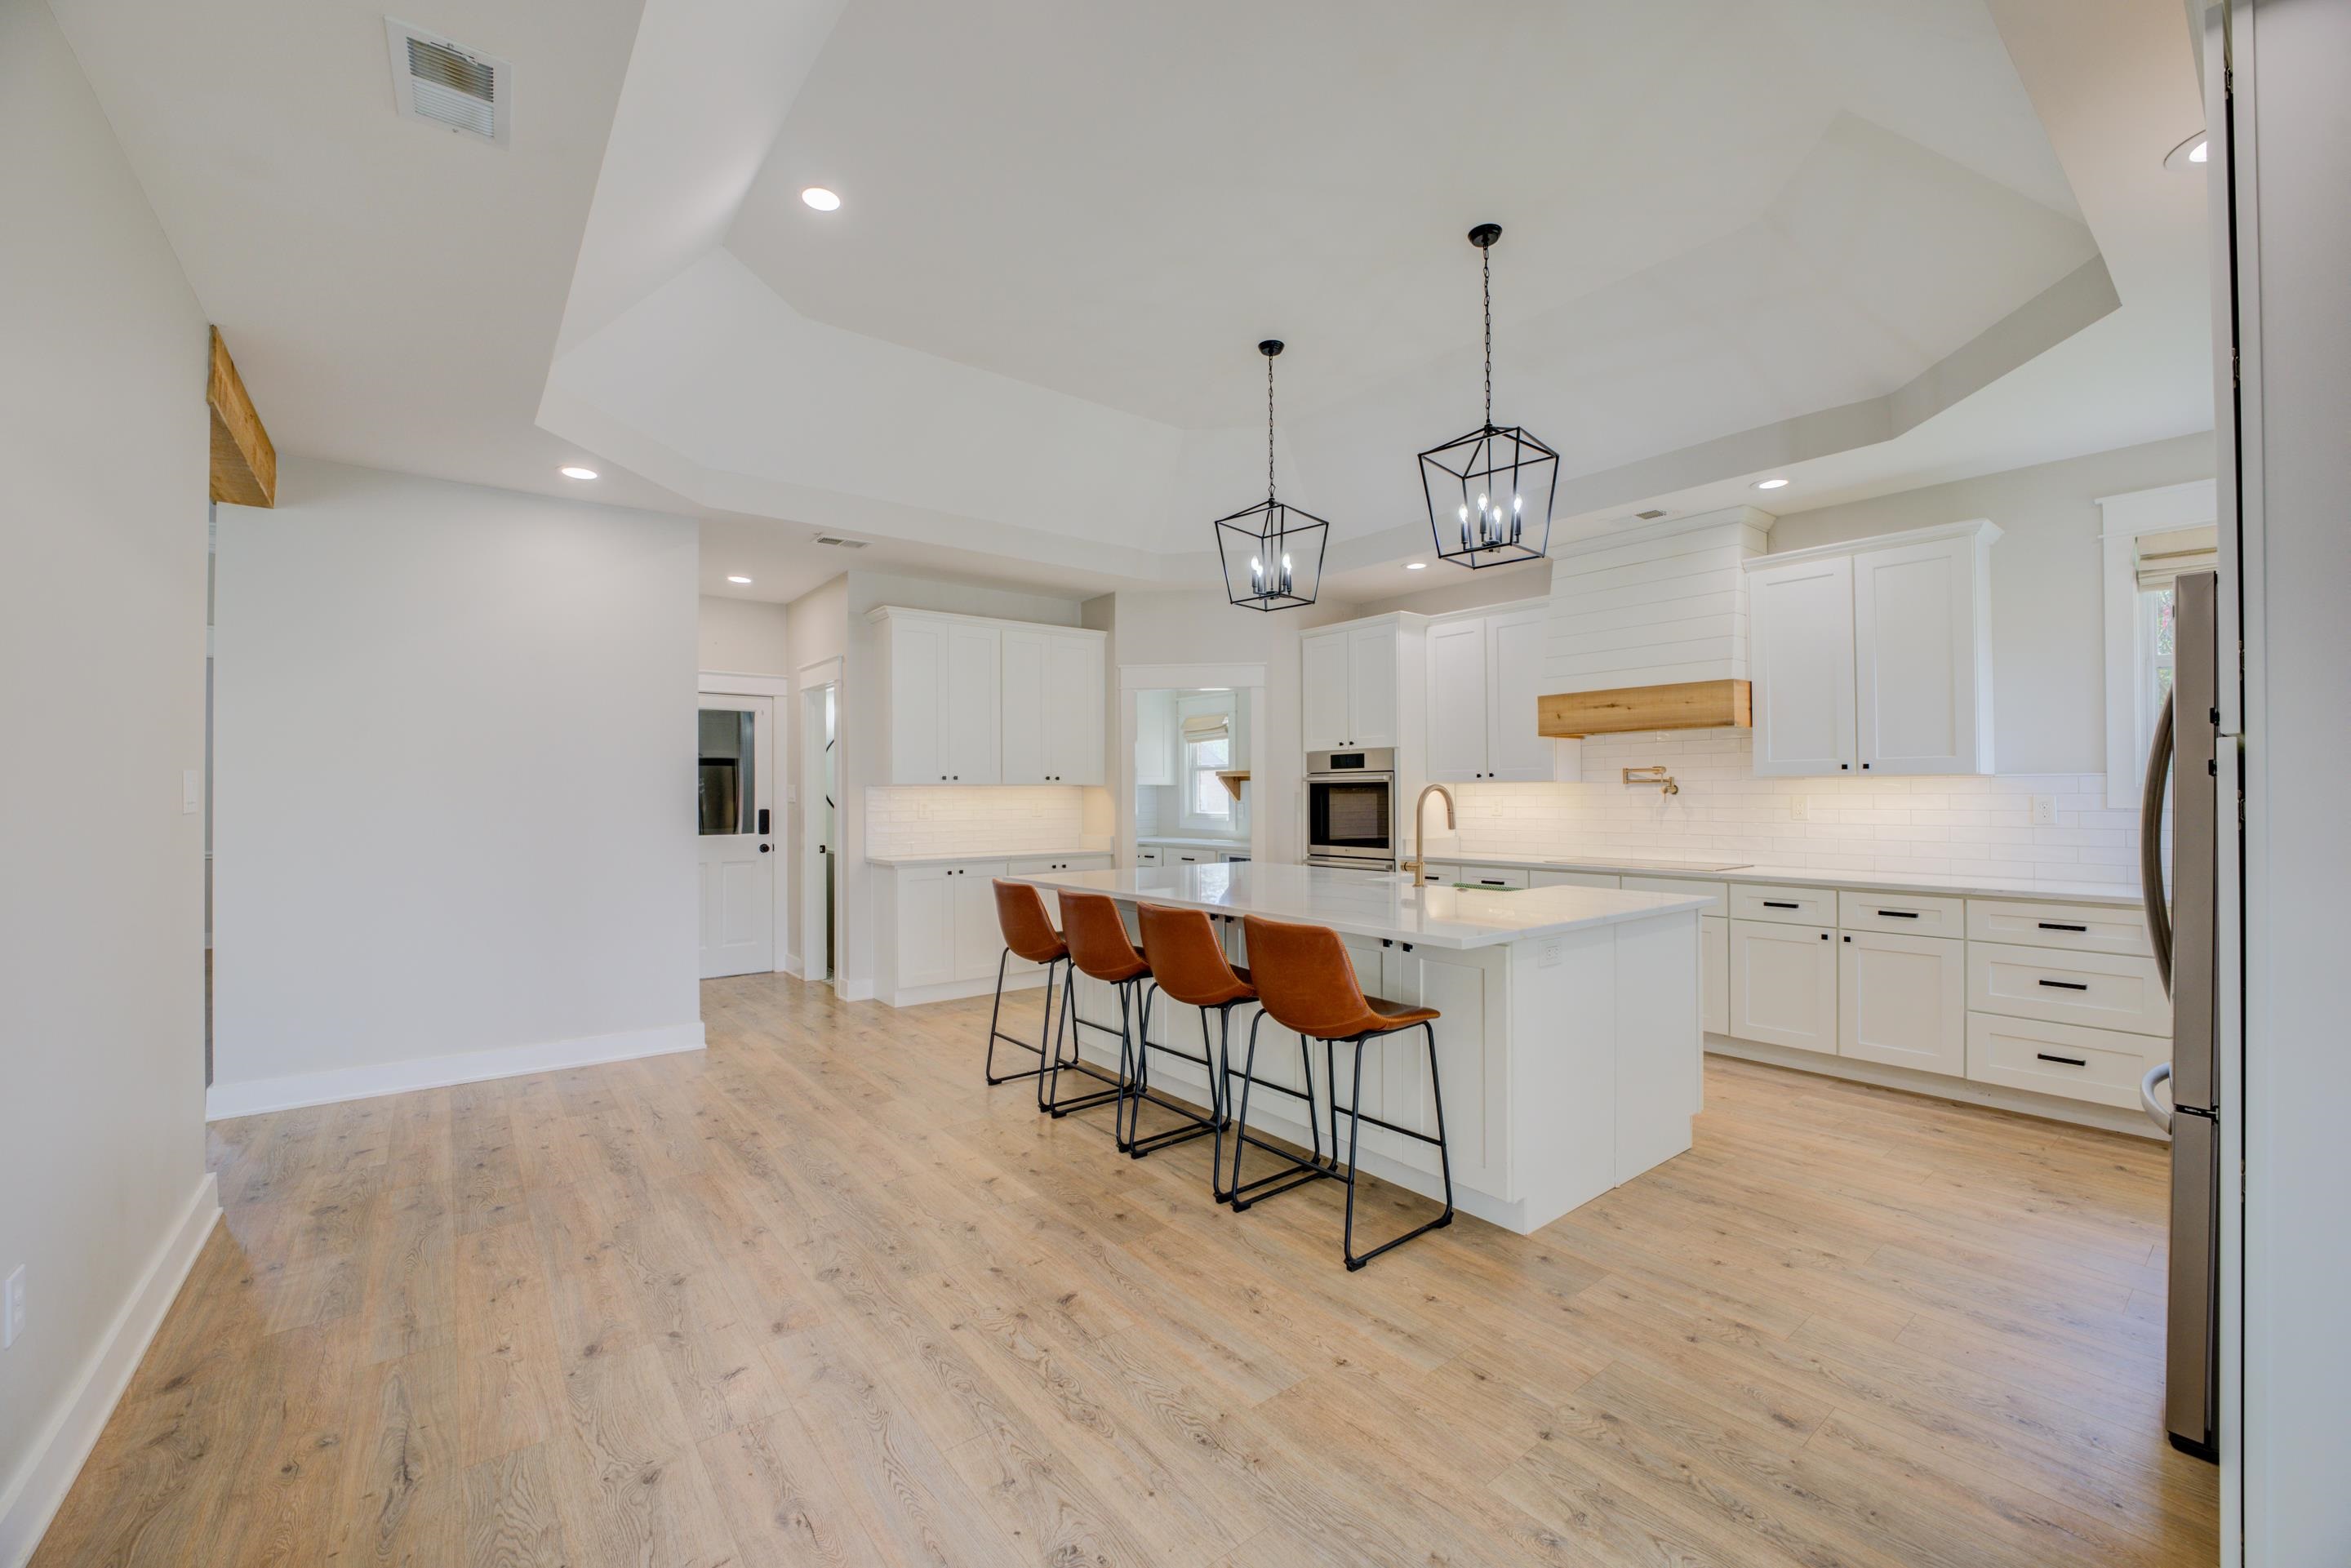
[800,667,842,990]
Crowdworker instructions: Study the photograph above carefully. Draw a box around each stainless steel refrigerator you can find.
[2140,567,2220,1463]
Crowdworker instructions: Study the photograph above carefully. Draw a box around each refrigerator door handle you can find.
[2141,1061,2174,1134]
[2139,690,2175,994]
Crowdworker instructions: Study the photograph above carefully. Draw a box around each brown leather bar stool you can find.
[1233,914,1455,1270]
[984,880,1069,1090]
[1132,904,1266,1185]
[1046,891,1155,1141]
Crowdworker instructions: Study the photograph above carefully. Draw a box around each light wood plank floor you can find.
[36,972,2217,1566]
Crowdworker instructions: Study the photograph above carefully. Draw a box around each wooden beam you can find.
[207,326,275,507]
[1537,678,1751,737]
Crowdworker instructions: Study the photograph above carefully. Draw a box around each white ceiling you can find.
[53,0,2212,604]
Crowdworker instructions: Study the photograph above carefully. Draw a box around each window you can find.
[2097,479,2219,806]
[1177,695,1240,832]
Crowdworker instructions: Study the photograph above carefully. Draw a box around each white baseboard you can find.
[0,1172,220,1568]
[842,978,876,1002]
[1704,1037,2164,1139]
[204,1021,707,1121]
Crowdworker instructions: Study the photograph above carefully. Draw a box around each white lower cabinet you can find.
[1700,916,1728,1037]
[1728,918,1838,1055]
[884,860,1012,997]
[1964,1013,2162,1109]
[1837,930,1966,1077]
[1967,942,2171,1037]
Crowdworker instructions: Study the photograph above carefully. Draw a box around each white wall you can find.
[0,1,213,1553]
[697,593,791,674]
[210,458,703,1113]
[1770,432,2213,774]
[2236,4,2351,1557]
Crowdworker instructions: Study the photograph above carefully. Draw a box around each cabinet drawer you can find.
[1967,943,2172,1037]
[1838,890,1966,938]
[1454,865,1531,890]
[1135,847,1162,866]
[1730,883,1838,926]
[1621,876,1727,917]
[1531,868,1618,890]
[1967,898,2149,957]
[1007,855,1109,873]
[1965,1014,2163,1109]
[1419,862,1461,886]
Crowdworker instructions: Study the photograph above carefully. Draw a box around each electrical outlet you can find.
[2030,794,2058,827]
[3,1264,24,1349]
[1789,796,1809,822]
[1538,939,1562,969]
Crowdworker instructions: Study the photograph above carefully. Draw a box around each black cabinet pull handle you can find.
[1478,879,1506,886]
[2037,922,2088,933]
[1842,935,1851,943]
[1819,932,1829,940]
[2035,1052,2087,1067]
[1878,909,1919,919]
[2037,979,2090,991]
[1763,900,1800,909]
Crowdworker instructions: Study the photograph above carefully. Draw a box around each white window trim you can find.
[2098,478,2218,806]
[1176,690,1241,833]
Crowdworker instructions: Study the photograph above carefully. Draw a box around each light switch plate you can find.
[2030,794,2058,827]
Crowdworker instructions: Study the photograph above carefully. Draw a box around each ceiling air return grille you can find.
[385,19,509,146]
[812,535,869,549]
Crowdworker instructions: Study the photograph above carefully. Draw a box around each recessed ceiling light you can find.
[801,186,841,211]
[727,575,753,584]
[559,465,598,480]
[1753,477,1790,491]
[2165,132,2209,171]
[1405,562,1428,571]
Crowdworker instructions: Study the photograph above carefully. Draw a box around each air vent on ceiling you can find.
[385,19,509,146]
[1633,509,1669,522]
[812,534,869,549]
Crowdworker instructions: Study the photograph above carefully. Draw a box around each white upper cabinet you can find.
[1744,521,1998,777]
[871,608,1104,785]
[1749,554,1856,776]
[942,620,1001,784]
[1852,535,1989,775]
[1346,623,1399,748]
[1301,629,1350,749]
[1042,631,1105,784]
[1133,688,1176,786]
[1424,619,1489,780]
[1302,620,1403,749]
[1425,605,1575,782]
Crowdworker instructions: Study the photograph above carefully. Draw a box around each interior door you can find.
[698,693,775,978]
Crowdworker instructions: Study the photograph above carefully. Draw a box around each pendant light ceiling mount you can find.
[1418,221,1558,571]
[1214,336,1328,611]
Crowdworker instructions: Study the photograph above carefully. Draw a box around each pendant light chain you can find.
[1482,242,1493,432]
[1267,348,1278,508]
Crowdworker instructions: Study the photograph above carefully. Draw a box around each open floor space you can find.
[36,974,2215,1567]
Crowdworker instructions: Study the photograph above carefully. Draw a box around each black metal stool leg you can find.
[1335,1021,1457,1271]
[1041,966,1129,1122]
[1227,1013,1335,1212]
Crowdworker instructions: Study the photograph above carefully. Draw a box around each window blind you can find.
[2135,524,2219,591]
[1180,712,1230,744]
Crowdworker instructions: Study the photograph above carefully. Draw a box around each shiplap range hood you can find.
[1535,508,1773,737]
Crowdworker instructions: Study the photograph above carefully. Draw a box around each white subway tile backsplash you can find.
[864,785,1103,858]
[1438,729,2139,891]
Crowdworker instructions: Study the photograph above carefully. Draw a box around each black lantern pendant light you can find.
[1215,339,1329,611]
[1419,223,1558,570]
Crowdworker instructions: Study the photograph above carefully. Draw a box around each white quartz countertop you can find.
[1003,862,1709,950]
[1414,848,2143,908]
[866,846,1109,868]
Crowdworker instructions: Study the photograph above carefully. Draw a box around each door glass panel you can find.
[698,708,756,834]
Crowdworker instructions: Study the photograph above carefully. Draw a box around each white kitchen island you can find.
[1003,862,1710,1235]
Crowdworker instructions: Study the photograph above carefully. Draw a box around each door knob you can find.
[759,843,772,853]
